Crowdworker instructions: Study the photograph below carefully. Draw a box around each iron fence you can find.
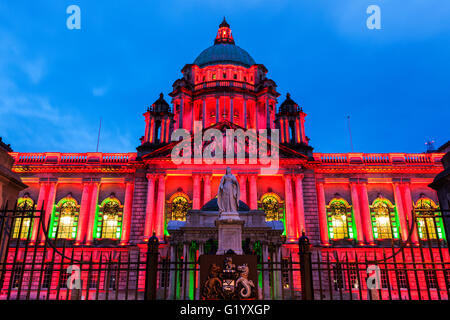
[0,204,449,300]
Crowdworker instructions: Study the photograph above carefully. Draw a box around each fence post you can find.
[145,232,159,300]
[298,232,314,300]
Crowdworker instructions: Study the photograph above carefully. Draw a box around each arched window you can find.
[95,196,123,240]
[414,197,445,240]
[166,192,191,222]
[370,198,399,240]
[326,198,355,240]
[13,196,34,239]
[49,195,80,239]
[258,193,284,221]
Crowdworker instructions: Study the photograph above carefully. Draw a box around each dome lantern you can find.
[215,17,235,45]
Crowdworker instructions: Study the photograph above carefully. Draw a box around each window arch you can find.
[258,193,284,221]
[166,192,191,222]
[49,195,80,239]
[13,195,34,239]
[95,196,123,240]
[414,197,445,240]
[370,197,400,240]
[326,198,355,240]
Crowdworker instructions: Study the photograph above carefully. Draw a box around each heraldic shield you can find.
[199,255,258,300]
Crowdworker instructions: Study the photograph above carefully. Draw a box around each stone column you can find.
[182,243,190,300]
[402,183,419,243]
[195,242,204,300]
[32,182,48,243]
[76,182,92,244]
[203,174,211,205]
[262,243,270,299]
[255,100,258,129]
[167,245,176,300]
[202,98,206,128]
[215,96,220,123]
[160,117,166,143]
[120,181,134,245]
[192,174,201,210]
[165,118,170,143]
[316,181,329,245]
[239,175,247,204]
[274,246,283,299]
[350,182,364,244]
[284,175,296,239]
[359,182,374,244]
[393,182,409,241]
[40,181,57,243]
[294,174,306,238]
[154,175,166,239]
[86,182,99,245]
[249,175,258,210]
[144,174,156,239]
[243,98,247,129]
[179,97,184,128]
[230,96,234,123]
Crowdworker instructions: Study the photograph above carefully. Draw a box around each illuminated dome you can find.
[193,18,256,68]
[194,44,255,68]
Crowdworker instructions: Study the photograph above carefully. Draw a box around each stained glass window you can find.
[95,197,123,240]
[50,196,79,239]
[370,198,399,240]
[259,193,284,221]
[169,194,190,221]
[13,197,34,239]
[326,199,354,240]
[415,198,444,240]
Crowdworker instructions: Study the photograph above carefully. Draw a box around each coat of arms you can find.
[200,256,257,300]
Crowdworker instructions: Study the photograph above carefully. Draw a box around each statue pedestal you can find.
[216,212,244,255]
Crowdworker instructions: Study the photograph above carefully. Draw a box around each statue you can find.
[217,167,240,214]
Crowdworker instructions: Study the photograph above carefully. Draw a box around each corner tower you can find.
[137,93,174,158]
[275,93,313,157]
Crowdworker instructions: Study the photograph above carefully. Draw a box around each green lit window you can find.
[326,198,354,240]
[370,198,399,240]
[259,193,284,221]
[95,197,123,240]
[13,196,34,239]
[50,196,80,239]
[415,198,445,240]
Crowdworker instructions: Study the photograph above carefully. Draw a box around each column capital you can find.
[202,173,212,180]
[294,173,304,181]
[39,177,58,184]
[146,173,156,180]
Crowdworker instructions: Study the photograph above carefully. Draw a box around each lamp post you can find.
[298,231,313,300]
[145,232,159,300]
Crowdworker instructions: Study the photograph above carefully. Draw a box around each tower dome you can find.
[193,18,256,68]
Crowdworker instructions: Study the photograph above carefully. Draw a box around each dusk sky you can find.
[0,0,449,154]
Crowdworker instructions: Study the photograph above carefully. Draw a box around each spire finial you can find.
[220,17,229,28]
[215,17,234,45]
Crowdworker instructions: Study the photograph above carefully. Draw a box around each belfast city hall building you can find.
[1,19,449,300]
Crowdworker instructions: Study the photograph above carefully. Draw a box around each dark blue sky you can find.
[0,0,449,154]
